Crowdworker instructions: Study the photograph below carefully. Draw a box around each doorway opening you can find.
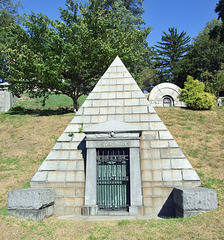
[96,148,130,211]
[163,95,174,107]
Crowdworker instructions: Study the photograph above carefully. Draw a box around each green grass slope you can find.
[0,96,223,239]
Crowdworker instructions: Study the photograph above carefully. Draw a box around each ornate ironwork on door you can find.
[97,148,130,211]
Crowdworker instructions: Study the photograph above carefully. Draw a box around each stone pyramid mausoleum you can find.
[31,56,200,216]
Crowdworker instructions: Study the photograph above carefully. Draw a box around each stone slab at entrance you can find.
[30,56,201,217]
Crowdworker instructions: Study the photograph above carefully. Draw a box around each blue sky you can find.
[18,0,219,46]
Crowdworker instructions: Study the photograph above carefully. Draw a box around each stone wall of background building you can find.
[0,83,18,112]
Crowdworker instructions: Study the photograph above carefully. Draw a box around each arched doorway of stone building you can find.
[163,95,174,107]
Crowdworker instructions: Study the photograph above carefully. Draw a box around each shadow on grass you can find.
[8,106,74,116]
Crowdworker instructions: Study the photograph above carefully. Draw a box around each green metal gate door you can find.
[97,148,130,211]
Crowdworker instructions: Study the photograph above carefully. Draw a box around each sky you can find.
[17,0,219,46]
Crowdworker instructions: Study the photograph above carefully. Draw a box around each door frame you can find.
[83,121,142,216]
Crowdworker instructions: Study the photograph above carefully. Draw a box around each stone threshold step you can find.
[58,214,160,221]
[97,210,129,216]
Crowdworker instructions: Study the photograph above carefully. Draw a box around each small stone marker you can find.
[0,82,18,112]
[173,187,218,217]
[217,98,222,106]
[8,188,55,220]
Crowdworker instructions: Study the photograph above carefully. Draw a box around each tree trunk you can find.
[72,96,78,112]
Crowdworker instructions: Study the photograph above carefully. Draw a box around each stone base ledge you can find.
[173,187,218,217]
[129,206,142,215]
[81,206,143,216]
[8,188,55,220]
[81,206,98,216]
[8,205,54,221]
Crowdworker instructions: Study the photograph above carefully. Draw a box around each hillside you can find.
[0,96,223,239]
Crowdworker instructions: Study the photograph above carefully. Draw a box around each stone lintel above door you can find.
[83,120,142,141]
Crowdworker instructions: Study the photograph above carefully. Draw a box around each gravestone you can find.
[217,98,222,107]
[0,83,18,112]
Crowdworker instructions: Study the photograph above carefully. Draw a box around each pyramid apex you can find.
[110,56,124,67]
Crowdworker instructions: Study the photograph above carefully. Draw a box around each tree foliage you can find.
[0,0,22,19]
[214,63,224,97]
[179,75,216,110]
[86,0,145,26]
[178,19,224,96]
[210,0,224,43]
[139,66,159,92]
[0,0,22,82]
[154,27,190,87]
[3,0,151,110]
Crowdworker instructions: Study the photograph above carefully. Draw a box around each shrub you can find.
[179,75,216,110]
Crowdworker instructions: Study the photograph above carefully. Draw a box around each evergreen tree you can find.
[214,63,224,97]
[179,19,224,96]
[154,27,190,86]
[210,0,224,43]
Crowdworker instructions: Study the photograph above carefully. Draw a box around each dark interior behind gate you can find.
[96,148,130,211]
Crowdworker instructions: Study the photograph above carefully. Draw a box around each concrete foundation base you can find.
[81,206,98,216]
[81,206,142,216]
[8,205,54,221]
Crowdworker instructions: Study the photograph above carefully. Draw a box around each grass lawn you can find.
[0,95,223,239]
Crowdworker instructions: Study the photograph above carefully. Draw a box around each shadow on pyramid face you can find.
[78,138,87,172]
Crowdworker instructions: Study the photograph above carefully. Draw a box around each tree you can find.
[3,0,151,110]
[99,0,145,27]
[0,0,21,14]
[154,27,190,86]
[214,63,224,97]
[87,0,145,23]
[210,0,224,43]
[178,19,224,96]
[0,0,23,82]
[179,75,216,110]
[139,66,159,92]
